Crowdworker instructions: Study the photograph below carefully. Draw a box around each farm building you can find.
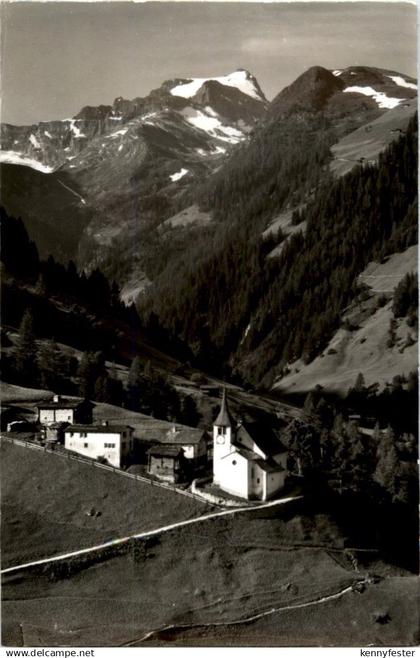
[44,422,69,446]
[37,395,94,426]
[213,389,288,501]
[157,426,209,467]
[147,445,187,483]
[64,422,134,468]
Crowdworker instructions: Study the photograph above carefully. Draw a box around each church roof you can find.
[237,421,287,456]
[223,446,285,473]
[214,387,235,427]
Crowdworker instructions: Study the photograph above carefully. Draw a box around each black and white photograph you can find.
[0,0,418,649]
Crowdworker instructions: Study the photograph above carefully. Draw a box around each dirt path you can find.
[1,495,302,575]
[122,579,366,645]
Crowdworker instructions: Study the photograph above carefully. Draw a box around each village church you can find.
[213,389,288,501]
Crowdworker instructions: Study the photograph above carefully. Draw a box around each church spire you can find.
[214,386,234,427]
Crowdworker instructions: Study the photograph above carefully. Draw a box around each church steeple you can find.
[214,387,234,427]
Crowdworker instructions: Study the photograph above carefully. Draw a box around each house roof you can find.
[148,445,184,458]
[64,424,134,434]
[158,427,208,445]
[37,398,94,410]
[214,387,235,427]
[237,421,287,456]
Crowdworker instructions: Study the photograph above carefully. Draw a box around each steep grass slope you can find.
[1,441,205,568]
[274,246,418,395]
[2,499,416,647]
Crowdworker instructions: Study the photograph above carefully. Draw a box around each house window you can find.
[251,467,254,477]
[81,432,87,438]
[104,443,116,448]
[68,416,71,421]
[257,478,260,484]
[84,442,89,448]
[70,432,74,438]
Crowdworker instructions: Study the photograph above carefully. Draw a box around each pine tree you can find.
[37,339,65,391]
[303,391,317,416]
[14,309,38,384]
[77,352,106,399]
[94,373,111,403]
[354,372,366,393]
[127,356,143,410]
[374,425,399,499]
[180,395,201,427]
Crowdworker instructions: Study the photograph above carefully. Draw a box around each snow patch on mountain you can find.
[69,120,86,138]
[212,145,227,154]
[170,70,264,102]
[170,167,189,182]
[343,86,404,109]
[181,107,244,144]
[204,105,219,117]
[387,75,417,91]
[0,150,54,173]
[44,131,53,139]
[332,70,342,77]
[29,134,41,149]
[110,128,128,137]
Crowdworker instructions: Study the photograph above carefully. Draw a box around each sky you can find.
[1,1,417,125]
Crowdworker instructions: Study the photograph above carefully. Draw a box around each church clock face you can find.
[216,435,225,445]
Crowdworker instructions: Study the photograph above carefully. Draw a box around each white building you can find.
[64,422,134,468]
[37,395,94,426]
[213,389,287,501]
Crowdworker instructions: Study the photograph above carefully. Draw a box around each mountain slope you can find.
[274,246,418,395]
[143,88,417,389]
[0,163,92,261]
[1,69,267,282]
[1,69,266,172]
[269,65,416,120]
[1,64,417,393]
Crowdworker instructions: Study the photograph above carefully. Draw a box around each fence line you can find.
[0,435,207,504]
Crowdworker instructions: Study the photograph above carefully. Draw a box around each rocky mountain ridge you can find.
[1,69,266,172]
[1,65,417,317]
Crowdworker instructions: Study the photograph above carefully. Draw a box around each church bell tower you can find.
[213,387,235,484]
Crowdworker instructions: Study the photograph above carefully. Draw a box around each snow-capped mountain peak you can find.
[169,69,266,103]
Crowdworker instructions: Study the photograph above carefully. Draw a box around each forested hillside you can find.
[143,115,418,386]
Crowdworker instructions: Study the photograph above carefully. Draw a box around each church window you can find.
[232,460,237,465]
[217,426,226,435]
